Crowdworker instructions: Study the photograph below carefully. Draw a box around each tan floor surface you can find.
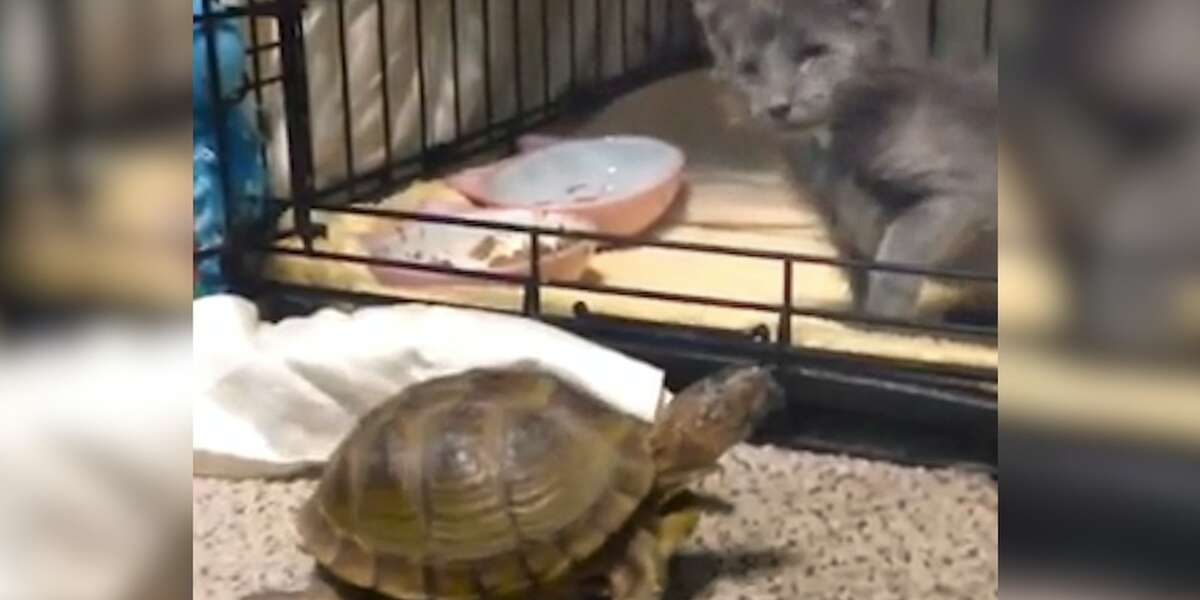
[194,445,997,600]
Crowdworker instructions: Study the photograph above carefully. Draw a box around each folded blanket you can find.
[193,294,667,478]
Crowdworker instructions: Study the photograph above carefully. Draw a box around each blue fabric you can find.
[193,0,273,297]
[0,78,6,213]
[0,70,7,217]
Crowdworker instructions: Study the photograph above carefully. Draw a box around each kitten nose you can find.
[767,104,791,120]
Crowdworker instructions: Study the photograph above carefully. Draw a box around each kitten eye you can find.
[738,59,760,77]
[795,43,830,63]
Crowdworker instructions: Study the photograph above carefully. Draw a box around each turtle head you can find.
[652,365,782,485]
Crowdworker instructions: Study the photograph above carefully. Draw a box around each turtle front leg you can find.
[653,502,702,559]
[607,506,703,600]
[608,528,668,600]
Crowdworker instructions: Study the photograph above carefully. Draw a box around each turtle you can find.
[248,364,781,600]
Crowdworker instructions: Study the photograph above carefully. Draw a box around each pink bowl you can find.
[359,207,597,288]
[446,135,685,236]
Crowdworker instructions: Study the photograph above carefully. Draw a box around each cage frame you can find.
[194,0,1000,472]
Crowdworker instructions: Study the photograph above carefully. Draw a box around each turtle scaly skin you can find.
[248,365,779,600]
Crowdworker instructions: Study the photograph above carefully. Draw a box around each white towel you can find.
[192,295,668,478]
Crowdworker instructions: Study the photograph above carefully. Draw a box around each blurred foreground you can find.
[0,1,191,600]
[1000,0,1200,598]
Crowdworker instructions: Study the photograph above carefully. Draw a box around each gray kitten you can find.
[693,0,998,324]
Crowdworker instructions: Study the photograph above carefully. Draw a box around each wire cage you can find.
[194,0,999,471]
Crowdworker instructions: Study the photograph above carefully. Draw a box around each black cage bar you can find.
[194,0,999,471]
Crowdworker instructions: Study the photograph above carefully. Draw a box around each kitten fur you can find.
[693,0,998,323]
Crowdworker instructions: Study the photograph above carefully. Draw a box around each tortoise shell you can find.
[296,369,657,599]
